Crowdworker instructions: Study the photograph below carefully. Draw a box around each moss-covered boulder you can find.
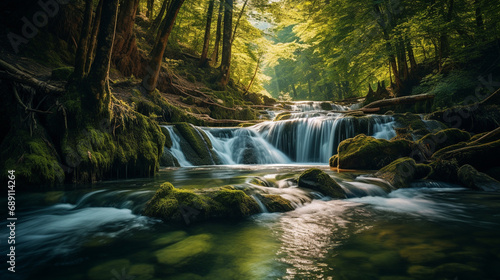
[329,154,339,167]
[259,194,294,212]
[298,168,346,198]
[160,149,180,167]
[161,126,173,149]
[426,104,500,134]
[375,158,432,189]
[174,123,221,165]
[417,128,470,155]
[332,134,414,170]
[458,164,500,191]
[433,139,500,171]
[143,183,261,223]
[393,113,431,137]
[427,159,460,183]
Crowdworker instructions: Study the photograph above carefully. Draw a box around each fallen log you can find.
[362,93,434,109]
[0,59,65,95]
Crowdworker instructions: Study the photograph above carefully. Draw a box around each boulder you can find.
[174,123,221,165]
[375,158,432,189]
[417,128,470,157]
[298,168,346,198]
[332,134,414,170]
[426,104,500,134]
[143,183,261,223]
[258,194,294,212]
[154,234,212,266]
[426,159,460,183]
[457,164,500,191]
[159,149,180,167]
[433,139,500,171]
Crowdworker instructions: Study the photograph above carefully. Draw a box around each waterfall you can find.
[162,102,397,166]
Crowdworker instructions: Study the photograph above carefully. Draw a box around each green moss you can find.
[434,139,500,171]
[1,129,64,186]
[152,231,188,246]
[334,134,414,170]
[88,259,131,280]
[427,159,460,183]
[375,158,432,188]
[129,264,155,280]
[173,123,220,165]
[143,183,260,223]
[298,168,346,198]
[259,194,294,212]
[417,128,470,154]
[51,67,74,81]
[393,113,430,137]
[161,126,172,149]
[399,244,446,264]
[457,164,500,191]
[154,234,212,266]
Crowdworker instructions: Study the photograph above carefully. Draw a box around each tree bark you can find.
[112,0,141,77]
[142,0,185,92]
[151,0,169,34]
[74,0,94,79]
[220,0,233,87]
[86,0,120,118]
[85,0,104,74]
[147,0,155,18]
[211,0,224,66]
[199,0,215,67]
[231,0,248,46]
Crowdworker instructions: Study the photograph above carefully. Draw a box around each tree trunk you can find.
[211,0,224,67]
[112,0,141,77]
[439,0,454,64]
[85,0,104,74]
[74,0,94,79]
[199,0,215,67]
[407,39,418,76]
[142,0,185,92]
[147,0,155,18]
[245,56,261,93]
[86,0,120,118]
[231,0,248,46]
[151,0,169,34]
[308,78,312,100]
[220,0,233,87]
[291,82,297,99]
[363,93,435,109]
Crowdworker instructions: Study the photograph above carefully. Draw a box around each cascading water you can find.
[163,101,397,166]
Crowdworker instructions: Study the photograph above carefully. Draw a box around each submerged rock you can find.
[458,164,500,191]
[87,259,131,280]
[143,183,261,223]
[298,168,346,198]
[332,134,414,170]
[154,234,212,266]
[375,158,432,188]
[129,264,155,280]
[433,262,480,280]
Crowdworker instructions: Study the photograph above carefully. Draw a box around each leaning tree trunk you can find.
[85,0,104,74]
[147,0,155,18]
[150,0,169,34]
[142,0,185,92]
[86,0,120,118]
[220,0,233,87]
[199,0,215,67]
[211,0,224,66]
[112,0,141,77]
[74,0,94,79]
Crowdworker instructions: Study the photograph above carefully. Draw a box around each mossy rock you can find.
[427,159,460,183]
[399,244,446,264]
[393,113,430,135]
[154,234,212,266]
[333,134,414,170]
[174,123,220,165]
[1,129,64,186]
[417,128,470,155]
[259,194,294,212]
[160,149,180,167]
[426,104,500,134]
[433,139,500,171]
[51,67,74,81]
[152,231,188,246]
[457,164,500,191]
[320,102,333,110]
[143,183,260,223]
[129,264,155,280]
[87,259,131,280]
[329,154,339,167]
[368,251,402,271]
[161,126,173,149]
[375,158,432,188]
[298,168,346,198]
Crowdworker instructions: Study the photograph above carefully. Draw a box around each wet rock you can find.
[154,234,212,266]
[375,158,432,188]
[259,194,294,212]
[368,251,401,270]
[298,168,346,198]
[274,112,292,121]
[433,138,500,172]
[88,259,131,280]
[152,231,188,246]
[417,128,470,156]
[399,244,446,264]
[143,183,260,223]
[458,164,500,191]
[332,134,414,170]
[160,149,180,167]
[426,104,500,134]
[129,264,155,280]
[174,123,221,165]
[427,159,460,183]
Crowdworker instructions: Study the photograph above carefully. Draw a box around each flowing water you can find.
[2,102,499,280]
